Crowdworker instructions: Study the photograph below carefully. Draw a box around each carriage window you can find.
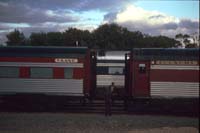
[64,68,73,79]
[108,67,124,75]
[30,67,53,78]
[0,67,19,78]
[97,67,108,75]
[97,66,124,75]
[139,64,146,73]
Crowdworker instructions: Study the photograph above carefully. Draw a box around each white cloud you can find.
[116,5,179,25]
[104,5,199,37]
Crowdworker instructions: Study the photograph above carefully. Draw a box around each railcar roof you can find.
[0,46,88,58]
[132,48,199,60]
[97,51,128,61]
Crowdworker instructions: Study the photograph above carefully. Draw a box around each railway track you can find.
[0,99,126,114]
[0,98,198,117]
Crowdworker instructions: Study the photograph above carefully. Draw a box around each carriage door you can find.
[133,61,150,97]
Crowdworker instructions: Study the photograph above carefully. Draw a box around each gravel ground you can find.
[0,113,199,133]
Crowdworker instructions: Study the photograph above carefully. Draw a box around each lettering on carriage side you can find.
[55,58,78,63]
[153,60,198,65]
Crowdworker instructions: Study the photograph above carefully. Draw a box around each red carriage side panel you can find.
[73,68,84,79]
[53,68,64,79]
[150,69,199,82]
[150,61,199,97]
[20,67,30,78]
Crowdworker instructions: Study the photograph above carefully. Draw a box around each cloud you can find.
[0,1,199,44]
[1,0,117,44]
[103,5,199,37]
[104,12,118,23]
[0,2,79,24]
[179,19,199,29]
[2,0,128,11]
[0,1,82,44]
[115,5,179,25]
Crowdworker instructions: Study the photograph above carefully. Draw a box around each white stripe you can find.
[151,82,199,98]
[151,65,199,70]
[0,62,83,68]
[0,78,84,96]
[97,55,126,60]
[97,75,124,86]
[97,63,124,67]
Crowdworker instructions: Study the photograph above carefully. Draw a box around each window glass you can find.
[139,64,146,73]
[97,66,124,75]
[108,67,124,75]
[31,67,52,78]
[64,68,73,78]
[0,67,19,78]
[97,67,108,75]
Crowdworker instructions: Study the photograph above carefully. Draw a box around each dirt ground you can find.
[128,127,198,133]
[0,113,198,133]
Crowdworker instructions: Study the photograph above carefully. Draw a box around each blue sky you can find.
[0,0,199,44]
[135,0,199,19]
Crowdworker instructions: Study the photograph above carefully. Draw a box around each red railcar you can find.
[0,46,96,99]
[125,48,199,98]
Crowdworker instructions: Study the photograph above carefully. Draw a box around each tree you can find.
[63,28,92,47]
[175,33,184,39]
[93,23,130,50]
[6,29,25,46]
[175,33,193,48]
[183,34,190,39]
[185,43,198,48]
[183,38,190,46]
[46,32,64,46]
[5,24,181,49]
[30,32,47,46]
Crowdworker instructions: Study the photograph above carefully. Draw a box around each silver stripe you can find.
[97,63,124,67]
[151,82,199,98]
[97,57,125,60]
[0,62,83,68]
[97,75,124,86]
[151,65,199,70]
[0,78,83,96]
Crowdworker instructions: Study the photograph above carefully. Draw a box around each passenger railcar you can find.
[125,48,199,98]
[0,47,96,99]
[96,51,128,97]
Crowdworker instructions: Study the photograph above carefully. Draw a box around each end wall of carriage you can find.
[96,51,128,88]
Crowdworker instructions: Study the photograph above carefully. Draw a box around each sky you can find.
[0,0,199,44]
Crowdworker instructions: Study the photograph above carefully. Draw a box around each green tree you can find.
[175,33,184,39]
[6,29,25,46]
[30,32,47,46]
[93,23,130,50]
[142,36,177,48]
[6,24,181,49]
[183,38,190,46]
[185,43,198,48]
[63,28,92,47]
[183,34,190,39]
[46,32,64,46]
